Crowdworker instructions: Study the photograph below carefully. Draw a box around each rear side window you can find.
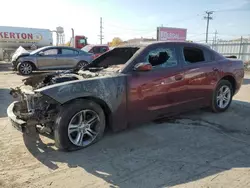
[183,47,205,63]
[61,49,78,55]
[92,47,100,54]
[100,47,108,53]
[91,46,108,54]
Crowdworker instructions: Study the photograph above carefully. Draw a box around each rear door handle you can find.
[175,74,183,81]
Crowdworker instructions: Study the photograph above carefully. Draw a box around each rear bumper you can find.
[7,101,26,132]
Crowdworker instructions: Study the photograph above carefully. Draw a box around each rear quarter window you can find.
[183,46,215,64]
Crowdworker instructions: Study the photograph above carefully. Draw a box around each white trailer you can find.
[0,26,53,61]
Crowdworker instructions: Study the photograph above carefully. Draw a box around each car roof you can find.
[116,41,210,49]
[41,46,80,50]
[85,44,109,47]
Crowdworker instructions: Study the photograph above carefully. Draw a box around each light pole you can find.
[71,28,74,47]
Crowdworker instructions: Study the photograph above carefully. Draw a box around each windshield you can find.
[30,46,49,55]
[81,45,92,52]
[86,47,139,70]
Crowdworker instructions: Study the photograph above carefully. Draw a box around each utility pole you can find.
[214,30,218,43]
[71,28,74,47]
[204,11,214,43]
[99,17,104,44]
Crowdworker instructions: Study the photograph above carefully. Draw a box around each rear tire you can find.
[76,61,88,70]
[17,62,33,75]
[54,99,106,151]
[211,80,233,113]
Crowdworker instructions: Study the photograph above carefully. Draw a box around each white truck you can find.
[0,26,53,61]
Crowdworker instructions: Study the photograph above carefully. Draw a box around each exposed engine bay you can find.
[9,46,138,134]
[9,66,123,133]
[20,66,121,89]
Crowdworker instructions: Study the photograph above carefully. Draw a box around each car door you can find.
[181,44,222,108]
[57,48,79,68]
[127,43,188,124]
[36,48,59,69]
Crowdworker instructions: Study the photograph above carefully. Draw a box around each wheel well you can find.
[64,97,112,130]
[221,75,236,94]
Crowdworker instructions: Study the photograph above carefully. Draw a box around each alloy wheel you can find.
[216,85,231,109]
[19,63,32,75]
[78,62,87,69]
[68,109,100,147]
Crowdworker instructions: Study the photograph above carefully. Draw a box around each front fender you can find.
[35,76,127,112]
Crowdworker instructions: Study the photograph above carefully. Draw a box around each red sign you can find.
[157,27,187,42]
[0,32,33,40]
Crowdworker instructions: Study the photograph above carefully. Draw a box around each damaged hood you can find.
[22,66,122,90]
[11,46,30,62]
[35,71,126,106]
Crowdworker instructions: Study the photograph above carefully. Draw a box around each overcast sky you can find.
[1,0,250,44]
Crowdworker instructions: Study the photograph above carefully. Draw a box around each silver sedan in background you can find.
[12,46,94,75]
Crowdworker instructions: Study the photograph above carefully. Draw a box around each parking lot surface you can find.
[0,62,250,188]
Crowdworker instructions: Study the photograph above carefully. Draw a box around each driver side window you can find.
[43,49,58,56]
[144,47,178,69]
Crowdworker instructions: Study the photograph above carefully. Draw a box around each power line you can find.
[164,12,205,26]
[105,23,154,32]
[215,8,250,13]
[105,12,205,33]
[188,33,206,38]
[204,11,214,43]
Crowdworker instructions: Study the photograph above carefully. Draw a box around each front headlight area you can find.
[14,90,60,123]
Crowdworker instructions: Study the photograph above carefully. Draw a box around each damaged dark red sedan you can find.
[7,42,244,151]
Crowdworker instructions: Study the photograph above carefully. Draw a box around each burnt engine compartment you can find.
[41,73,79,88]
[22,66,119,89]
[22,69,99,89]
[22,70,80,89]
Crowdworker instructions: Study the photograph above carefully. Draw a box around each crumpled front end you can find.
[7,86,60,133]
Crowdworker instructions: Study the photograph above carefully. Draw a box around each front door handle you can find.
[175,74,183,81]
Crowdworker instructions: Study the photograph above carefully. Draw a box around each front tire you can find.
[18,62,33,75]
[54,99,106,151]
[211,80,233,113]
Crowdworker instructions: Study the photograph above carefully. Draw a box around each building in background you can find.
[125,37,157,44]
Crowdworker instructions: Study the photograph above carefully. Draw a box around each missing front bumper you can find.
[11,61,18,71]
[7,101,26,132]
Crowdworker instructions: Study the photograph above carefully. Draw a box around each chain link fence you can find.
[207,38,250,71]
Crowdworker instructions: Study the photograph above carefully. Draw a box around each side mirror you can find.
[133,62,152,72]
[38,51,45,56]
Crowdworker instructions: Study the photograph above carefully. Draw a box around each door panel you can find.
[56,48,79,68]
[127,44,188,125]
[128,67,186,124]
[183,62,221,106]
[37,49,58,69]
[181,46,222,107]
